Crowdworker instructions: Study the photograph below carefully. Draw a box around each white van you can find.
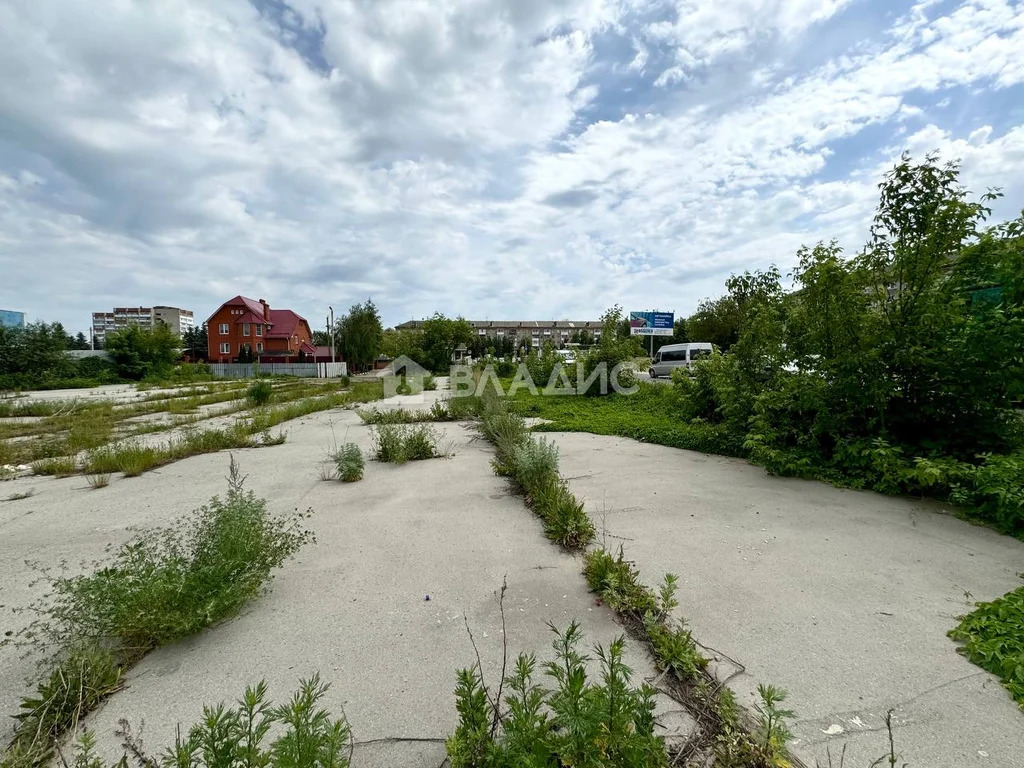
[648,343,714,378]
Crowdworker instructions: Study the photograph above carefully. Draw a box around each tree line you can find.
[670,152,1023,533]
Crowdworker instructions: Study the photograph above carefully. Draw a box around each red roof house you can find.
[206,295,319,363]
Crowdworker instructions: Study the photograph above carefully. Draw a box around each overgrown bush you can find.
[578,307,643,396]
[334,442,364,482]
[21,459,312,651]
[509,437,560,497]
[371,423,443,463]
[246,379,274,406]
[447,622,667,768]
[3,458,313,764]
[663,154,1024,535]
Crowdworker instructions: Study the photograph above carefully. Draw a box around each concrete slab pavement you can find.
[553,431,1024,768]
[1,394,672,766]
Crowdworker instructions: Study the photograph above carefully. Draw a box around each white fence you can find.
[209,362,347,379]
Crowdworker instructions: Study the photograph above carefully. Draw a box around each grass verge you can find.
[511,383,744,457]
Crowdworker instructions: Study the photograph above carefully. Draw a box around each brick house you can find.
[206,295,317,363]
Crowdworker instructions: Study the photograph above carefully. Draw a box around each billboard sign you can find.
[629,311,674,336]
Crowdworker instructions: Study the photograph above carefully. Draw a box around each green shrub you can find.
[334,443,364,482]
[447,622,666,768]
[33,455,77,477]
[532,480,594,549]
[86,472,110,489]
[949,585,1024,707]
[246,379,274,406]
[424,374,438,391]
[19,458,312,652]
[404,423,441,460]
[509,437,560,497]
[371,423,442,464]
[63,676,351,768]
[445,395,486,420]
[583,547,659,619]
[5,644,122,766]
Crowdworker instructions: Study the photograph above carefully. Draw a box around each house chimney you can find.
[259,299,269,320]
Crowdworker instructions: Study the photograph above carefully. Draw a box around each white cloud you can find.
[0,0,1022,331]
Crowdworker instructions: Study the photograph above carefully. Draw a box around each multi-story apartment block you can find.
[394,319,602,348]
[91,305,194,346]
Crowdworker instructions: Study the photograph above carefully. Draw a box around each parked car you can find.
[556,348,576,365]
[648,343,714,378]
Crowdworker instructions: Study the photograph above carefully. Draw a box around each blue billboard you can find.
[629,311,674,336]
[0,309,26,328]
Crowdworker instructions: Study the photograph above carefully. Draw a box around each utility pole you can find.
[328,306,335,365]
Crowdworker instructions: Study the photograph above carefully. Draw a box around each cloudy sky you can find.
[1,0,1023,333]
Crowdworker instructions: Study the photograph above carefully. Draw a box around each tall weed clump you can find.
[246,379,274,406]
[3,458,313,764]
[334,442,364,482]
[447,622,666,768]
[479,397,593,549]
[371,423,443,464]
[55,676,352,768]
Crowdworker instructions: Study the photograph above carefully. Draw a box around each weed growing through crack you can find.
[371,423,444,464]
[32,456,77,478]
[60,676,352,768]
[448,617,666,768]
[85,473,110,489]
[3,489,34,501]
[246,379,274,407]
[1,456,314,765]
[334,443,364,482]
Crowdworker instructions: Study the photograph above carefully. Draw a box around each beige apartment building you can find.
[91,305,194,346]
[395,319,602,347]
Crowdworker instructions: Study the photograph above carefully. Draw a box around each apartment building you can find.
[395,319,602,347]
[0,309,26,328]
[91,305,194,345]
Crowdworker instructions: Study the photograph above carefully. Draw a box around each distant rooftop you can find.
[395,319,601,330]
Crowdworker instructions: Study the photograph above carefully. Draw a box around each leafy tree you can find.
[105,324,179,380]
[677,152,1024,501]
[579,306,645,396]
[685,296,743,350]
[0,322,77,388]
[569,329,595,346]
[381,327,426,364]
[182,324,208,360]
[334,301,383,372]
[421,313,473,372]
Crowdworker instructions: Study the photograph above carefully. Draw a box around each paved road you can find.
[555,431,1024,768]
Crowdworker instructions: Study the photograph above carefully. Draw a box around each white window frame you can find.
[255,324,262,337]
[256,342,263,353]
[243,323,250,336]
[219,323,229,335]
[219,342,230,354]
